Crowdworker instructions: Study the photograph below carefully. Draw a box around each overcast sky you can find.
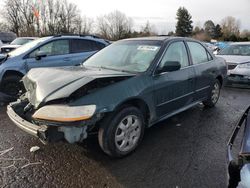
[68,0,250,34]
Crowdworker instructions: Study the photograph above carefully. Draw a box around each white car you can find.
[203,42,219,53]
[216,42,250,86]
[0,37,37,53]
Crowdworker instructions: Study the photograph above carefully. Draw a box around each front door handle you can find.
[63,57,71,61]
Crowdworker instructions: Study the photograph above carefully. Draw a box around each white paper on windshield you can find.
[137,46,159,51]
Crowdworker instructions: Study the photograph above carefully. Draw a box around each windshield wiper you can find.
[84,65,137,74]
[99,66,137,74]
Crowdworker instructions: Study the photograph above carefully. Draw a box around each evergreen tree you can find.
[214,24,223,39]
[192,26,201,35]
[175,7,193,37]
[204,20,216,39]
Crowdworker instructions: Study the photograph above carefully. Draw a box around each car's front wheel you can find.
[98,106,145,158]
[203,79,221,107]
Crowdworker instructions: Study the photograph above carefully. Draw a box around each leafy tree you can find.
[175,7,193,37]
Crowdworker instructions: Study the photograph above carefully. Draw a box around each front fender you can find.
[0,59,27,82]
[69,74,156,121]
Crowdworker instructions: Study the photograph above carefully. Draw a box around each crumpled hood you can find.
[23,66,134,107]
[216,55,250,64]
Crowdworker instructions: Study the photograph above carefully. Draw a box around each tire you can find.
[98,106,145,158]
[228,160,241,188]
[1,75,24,97]
[203,79,221,108]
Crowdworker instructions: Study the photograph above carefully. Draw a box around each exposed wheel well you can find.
[2,70,24,80]
[115,98,150,124]
[216,75,223,86]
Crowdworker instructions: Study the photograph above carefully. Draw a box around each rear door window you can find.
[70,39,105,53]
[187,42,210,64]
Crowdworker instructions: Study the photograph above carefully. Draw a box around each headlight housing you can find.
[32,104,96,122]
[238,62,250,69]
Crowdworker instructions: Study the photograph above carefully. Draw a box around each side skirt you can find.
[148,100,203,127]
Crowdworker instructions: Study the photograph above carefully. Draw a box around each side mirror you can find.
[35,51,47,60]
[156,61,181,74]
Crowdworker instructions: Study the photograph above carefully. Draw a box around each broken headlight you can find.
[32,104,96,122]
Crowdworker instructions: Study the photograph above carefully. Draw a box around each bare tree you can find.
[2,0,86,36]
[97,10,133,40]
[140,21,155,36]
[0,22,9,32]
[221,16,240,39]
[74,15,93,35]
[18,0,37,36]
[3,0,23,36]
[97,16,110,39]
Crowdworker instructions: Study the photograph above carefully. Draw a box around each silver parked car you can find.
[217,42,250,86]
[0,37,37,53]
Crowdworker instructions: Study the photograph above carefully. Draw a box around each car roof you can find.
[121,36,196,42]
[16,37,38,40]
[230,42,250,45]
[50,35,109,44]
[123,36,169,41]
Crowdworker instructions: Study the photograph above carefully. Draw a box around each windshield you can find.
[10,38,34,45]
[219,44,250,56]
[9,37,51,57]
[84,40,162,73]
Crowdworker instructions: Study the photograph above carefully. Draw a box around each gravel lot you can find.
[0,87,250,188]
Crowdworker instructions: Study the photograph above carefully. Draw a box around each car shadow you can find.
[77,103,227,187]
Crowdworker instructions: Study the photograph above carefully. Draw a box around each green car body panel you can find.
[7,36,227,146]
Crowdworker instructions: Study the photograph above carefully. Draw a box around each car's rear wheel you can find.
[203,79,221,107]
[1,75,24,97]
[98,106,145,158]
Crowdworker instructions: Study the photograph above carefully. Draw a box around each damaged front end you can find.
[7,99,102,144]
[7,66,134,144]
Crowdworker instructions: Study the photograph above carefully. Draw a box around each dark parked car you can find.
[7,37,227,158]
[0,35,109,98]
[0,32,16,44]
[0,37,37,53]
[228,106,250,188]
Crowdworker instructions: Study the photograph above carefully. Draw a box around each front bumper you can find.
[7,101,89,143]
[227,74,250,86]
[7,102,48,139]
